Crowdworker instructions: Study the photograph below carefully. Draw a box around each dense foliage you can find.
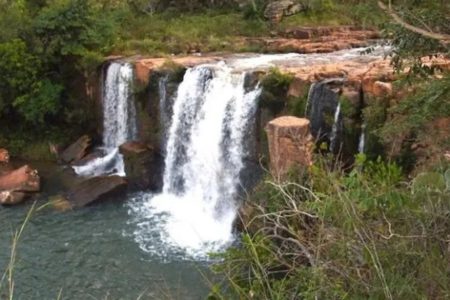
[206,2,450,299]
[210,157,450,299]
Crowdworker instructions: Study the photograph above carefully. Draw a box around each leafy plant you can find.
[211,157,450,299]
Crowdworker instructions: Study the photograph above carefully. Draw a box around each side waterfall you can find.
[130,63,261,259]
[358,124,366,153]
[74,62,137,177]
[329,102,342,153]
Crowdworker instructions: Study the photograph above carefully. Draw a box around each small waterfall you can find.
[73,62,137,177]
[329,102,341,153]
[358,124,366,153]
[305,82,316,116]
[131,63,261,258]
[103,62,137,148]
[158,75,171,150]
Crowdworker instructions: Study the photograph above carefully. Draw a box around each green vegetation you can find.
[210,156,450,299]
[0,0,388,158]
[259,68,294,115]
[0,0,449,298]
[207,2,450,298]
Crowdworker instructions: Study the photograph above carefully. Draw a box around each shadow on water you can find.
[0,161,213,300]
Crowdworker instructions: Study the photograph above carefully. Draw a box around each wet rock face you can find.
[305,78,365,161]
[119,142,163,191]
[266,116,313,178]
[306,79,343,144]
[137,66,186,150]
[63,176,127,209]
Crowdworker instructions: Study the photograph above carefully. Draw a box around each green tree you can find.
[0,40,63,125]
[32,0,117,70]
[379,0,450,74]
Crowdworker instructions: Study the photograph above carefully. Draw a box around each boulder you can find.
[266,116,313,178]
[0,165,40,192]
[264,0,305,24]
[59,135,92,164]
[119,142,163,191]
[0,191,27,206]
[0,149,9,163]
[58,176,127,209]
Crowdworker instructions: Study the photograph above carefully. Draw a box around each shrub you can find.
[210,157,450,299]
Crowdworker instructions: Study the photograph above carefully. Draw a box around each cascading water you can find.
[358,124,366,153]
[329,102,342,153]
[129,63,261,259]
[74,62,137,177]
[128,46,390,261]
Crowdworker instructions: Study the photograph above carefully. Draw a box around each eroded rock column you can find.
[266,116,313,179]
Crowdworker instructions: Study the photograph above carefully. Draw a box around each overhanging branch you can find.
[378,1,450,46]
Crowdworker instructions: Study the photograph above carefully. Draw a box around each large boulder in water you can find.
[266,116,313,178]
[0,165,40,192]
[54,176,127,210]
[0,165,40,205]
[119,142,163,191]
[59,135,92,164]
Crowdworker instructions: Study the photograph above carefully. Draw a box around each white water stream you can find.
[130,63,261,259]
[74,62,137,177]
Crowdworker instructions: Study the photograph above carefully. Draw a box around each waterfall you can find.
[130,63,261,259]
[73,62,137,177]
[128,47,390,260]
[158,75,171,150]
[330,102,341,153]
[358,124,366,154]
[102,62,137,148]
[305,82,316,116]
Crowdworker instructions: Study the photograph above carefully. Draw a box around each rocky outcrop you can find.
[0,149,9,163]
[307,78,343,143]
[119,142,163,191]
[54,176,127,210]
[0,165,40,205]
[247,26,380,54]
[264,0,305,24]
[135,56,219,85]
[266,116,313,178]
[59,135,92,164]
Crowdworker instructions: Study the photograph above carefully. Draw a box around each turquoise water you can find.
[0,162,212,300]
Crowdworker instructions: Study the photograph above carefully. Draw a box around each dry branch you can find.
[378,1,450,46]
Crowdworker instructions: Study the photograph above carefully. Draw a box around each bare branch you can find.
[378,1,450,46]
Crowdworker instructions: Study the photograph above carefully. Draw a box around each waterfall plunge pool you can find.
[0,188,214,299]
[0,46,392,298]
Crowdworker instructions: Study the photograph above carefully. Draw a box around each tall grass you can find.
[0,202,51,299]
[209,156,450,299]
